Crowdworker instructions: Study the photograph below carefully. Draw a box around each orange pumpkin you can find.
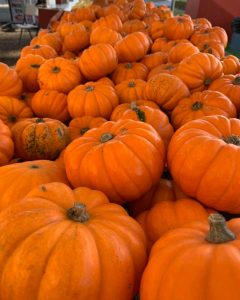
[15,54,46,93]
[174,53,223,93]
[63,23,90,52]
[79,43,118,80]
[0,63,22,97]
[144,73,190,112]
[140,213,240,300]
[221,55,240,75]
[191,26,228,47]
[20,44,57,59]
[168,42,199,63]
[0,119,14,166]
[196,41,225,59]
[168,115,240,213]
[38,57,82,93]
[111,62,149,84]
[92,13,123,32]
[193,17,212,30]
[64,119,165,204]
[0,96,33,128]
[0,160,69,210]
[163,15,194,40]
[115,79,146,103]
[12,118,70,161]
[149,20,165,40]
[90,26,121,46]
[67,81,119,119]
[147,62,178,79]
[68,116,107,141]
[128,0,146,20]
[140,52,168,70]
[32,32,62,54]
[0,182,147,299]
[31,89,69,122]
[73,6,96,21]
[171,90,237,129]
[122,19,147,35]
[114,31,150,62]
[110,100,173,148]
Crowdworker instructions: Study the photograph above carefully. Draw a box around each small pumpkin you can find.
[90,26,121,46]
[63,23,90,52]
[12,118,70,161]
[92,13,123,32]
[128,0,146,20]
[168,42,199,63]
[140,52,168,70]
[149,20,165,40]
[147,62,178,79]
[32,32,62,54]
[73,6,96,22]
[193,17,212,30]
[0,63,22,98]
[163,15,194,40]
[115,79,147,103]
[196,41,225,59]
[20,44,57,59]
[0,119,14,166]
[221,55,240,75]
[122,19,147,35]
[191,26,228,47]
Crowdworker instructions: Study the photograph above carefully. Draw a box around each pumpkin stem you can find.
[100,132,114,143]
[233,77,240,85]
[128,80,136,88]
[33,44,41,49]
[52,66,61,73]
[31,64,41,69]
[130,102,146,122]
[222,135,240,146]
[29,165,40,169]
[67,203,89,223]
[192,101,203,110]
[80,127,89,135]
[125,63,132,69]
[204,78,212,86]
[206,213,236,244]
[35,118,45,123]
[85,85,94,92]
[7,115,17,123]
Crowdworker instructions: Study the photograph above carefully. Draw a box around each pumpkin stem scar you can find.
[206,213,236,244]
[100,133,114,143]
[222,135,240,146]
[192,101,203,110]
[67,203,90,222]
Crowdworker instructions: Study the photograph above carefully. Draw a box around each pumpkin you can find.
[163,15,194,40]
[196,41,225,59]
[67,81,119,119]
[68,116,107,141]
[122,20,147,35]
[136,197,211,248]
[140,52,168,70]
[152,5,173,19]
[0,63,22,97]
[79,20,93,33]
[151,37,190,53]
[140,213,240,300]
[147,62,178,79]
[128,0,146,20]
[149,20,165,40]
[144,73,190,112]
[92,13,123,32]
[127,178,187,217]
[0,119,14,166]
[79,43,118,81]
[73,6,96,21]
[221,55,240,75]
[19,92,34,107]
[167,115,240,213]
[20,44,57,59]
[142,12,159,26]
[15,54,46,93]
[191,26,228,47]
[110,100,173,148]
[0,160,68,210]
[32,32,62,54]
[90,26,121,46]
[64,119,165,204]
[0,96,33,128]
[31,89,69,123]
[168,42,199,63]
[208,74,240,112]
[111,62,149,85]
[0,182,147,299]
[115,79,146,103]
[63,23,90,52]
[38,57,82,93]
[114,31,150,63]
[193,17,212,30]
[171,90,237,129]
[174,53,223,93]
[12,118,70,161]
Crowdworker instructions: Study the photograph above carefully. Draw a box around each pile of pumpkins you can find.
[0,0,240,298]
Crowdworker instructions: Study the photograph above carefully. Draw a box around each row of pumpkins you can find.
[1,0,240,298]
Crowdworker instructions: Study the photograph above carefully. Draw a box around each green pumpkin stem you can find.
[125,63,132,69]
[222,135,240,146]
[35,118,45,123]
[80,127,89,135]
[52,66,61,73]
[67,203,89,223]
[128,80,136,88]
[192,101,203,110]
[206,213,236,244]
[130,102,146,122]
[85,85,94,92]
[204,78,212,86]
[100,132,114,143]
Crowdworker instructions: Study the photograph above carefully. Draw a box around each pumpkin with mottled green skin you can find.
[11,118,70,161]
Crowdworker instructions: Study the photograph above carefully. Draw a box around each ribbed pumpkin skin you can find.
[115,79,146,103]
[0,96,33,128]
[38,57,82,93]
[68,116,107,141]
[140,52,168,70]
[63,24,90,52]
[0,63,22,97]
[221,55,240,75]
[196,41,225,59]
[171,90,237,129]
[140,218,240,300]
[90,26,121,45]
[20,44,57,59]
[110,100,173,148]
[114,32,150,62]
[64,119,165,204]
[208,75,240,112]
[0,160,68,211]
[163,15,194,40]
[167,115,240,213]
[0,182,147,300]
[168,42,199,63]
[15,54,46,93]
[147,62,178,79]
[174,53,223,93]
[67,81,119,119]
[92,13,123,32]
[190,26,228,47]
[31,90,69,123]
[12,118,70,161]
[79,43,118,80]
[0,119,14,166]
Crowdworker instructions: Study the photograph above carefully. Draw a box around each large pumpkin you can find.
[67,81,119,119]
[12,118,70,161]
[79,43,118,80]
[0,62,22,97]
[64,119,165,204]
[0,160,68,211]
[167,115,240,213]
[0,119,14,166]
[171,90,237,129]
[140,213,240,300]
[0,182,147,300]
